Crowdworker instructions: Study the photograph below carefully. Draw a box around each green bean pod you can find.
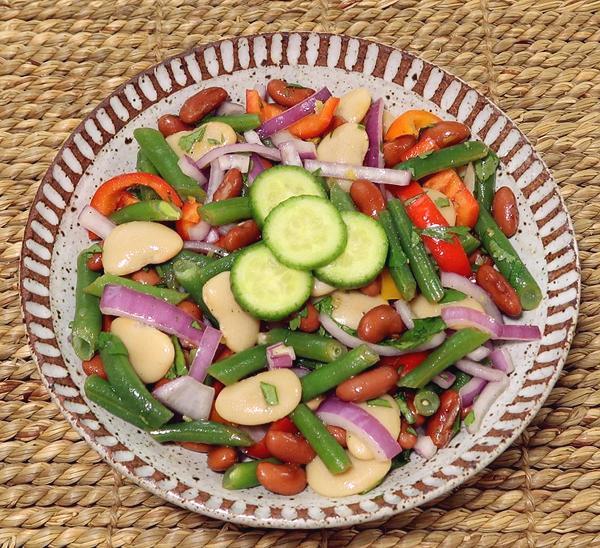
[84,274,188,305]
[222,458,279,490]
[150,420,253,446]
[329,183,357,212]
[200,197,252,226]
[202,113,261,133]
[207,345,267,385]
[262,329,347,363]
[458,231,480,255]
[109,200,181,224]
[136,149,160,176]
[474,150,499,212]
[71,244,103,360]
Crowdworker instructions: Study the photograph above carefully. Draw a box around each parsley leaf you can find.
[382,317,446,351]
[165,336,188,379]
[464,410,476,426]
[475,150,499,182]
[420,225,470,241]
[439,289,467,304]
[434,196,451,208]
[179,125,207,152]
[314,296,333,316]
[288,306,308,331]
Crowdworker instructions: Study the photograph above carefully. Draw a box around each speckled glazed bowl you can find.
[20,33,580,528]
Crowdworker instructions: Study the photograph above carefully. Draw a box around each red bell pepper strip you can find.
[116,191,140,209]
[289,97,340,139]
[90,173,183,216]
[426,389,461,448]
[388,182,471,276]
[243,417,298,459]
[175,198,202,240]
[380,351,429,377]
[385,110,441,141]
[423,169,480,228]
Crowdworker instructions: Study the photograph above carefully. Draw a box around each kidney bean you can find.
[357,304,405,344]
[350,180,386,218]
[492,186,519,238]
[265,431,316,464]
[82,354,107,380]
[179,87,229,124]
[178,441,211,453]
[398,421,417,450]
[177,300,203,321]
[86,253,103,272]
[267,79,315,107]
[419,121,471,148]
[359,275,382,297]
[294,302,319,333]
[207,446,238,472]
[102,315,113,332]
[426,389,460,448]
[130,268,160,286]
[217,220,261,252]
[157,114,193,137]
[213,168,243,202]
[383,135,417,167]
[256,462,307,495]
[476,263,522,317]
[335,365,399,402]
[326,425,347,447]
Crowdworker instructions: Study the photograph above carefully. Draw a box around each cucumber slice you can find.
[249,165,327,225]
[231,243,312,320]
[263,196,347,270]
[315,211,388,288]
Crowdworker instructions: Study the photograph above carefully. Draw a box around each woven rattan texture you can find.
[1,0,599,546]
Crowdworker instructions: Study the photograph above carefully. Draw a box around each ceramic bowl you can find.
[20,32,580,528]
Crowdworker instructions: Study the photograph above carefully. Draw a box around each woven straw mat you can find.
[1,0,599,546]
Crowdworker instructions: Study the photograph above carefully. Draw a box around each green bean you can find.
[398,329,490,389]
[439,288,467,304]
[72,244,102,360]
[387,199,444,303]
[155,261,178,290]
[458,231,480,255]
[414,388,440,416]
[474,150,499,212]
[222,458,279,490]
[290,403,351,474]
[394,393,416,424]
[329,183,356,212]
[263,329,347,363]
[133,128,204,200]
[294,358,327,370]
[84,375,151,430]
[394,141,489,180]
[98,333,173,428]
[150,420,253,446]
[199,197,252,226]
[475,208,542,310]
[207,345,267,385]
[451,370,471,391]
[300,345,379,402]
[109,200,181,224]
[202,113,261,133]
[136,149,159,175]
[84,274,188,305]
[378,210,417,301]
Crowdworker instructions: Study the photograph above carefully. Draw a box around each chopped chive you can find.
[367,398,392,408]
[434,197,451,208]
[260,382,279,406]
[464,410,475,426]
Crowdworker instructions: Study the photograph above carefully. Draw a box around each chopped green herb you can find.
[464,410,475,426]
[390,449,412,470]
[420,225,471,241]
[382,317,446,351]
[357,124,366,130]
[206,137,222,145]
[165,336,188,379]
[179,125,207,152]
[407,425,417,436]
[191,320,203,330]
[434,197,451,208]
[475,150,499,182]
[314,295,333,316]
[260,382,279,406]
[439,288,467,304]
[367,398,392,408]
[289,306,309,331]
[394,393,416,424]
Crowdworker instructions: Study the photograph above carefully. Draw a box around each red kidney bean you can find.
[492,186,519,237]
[213,168,243,202]
[475,264,522,317]
[359,275,382,297]
[86,253,103,272]
[82,355,107,380]
[295,302,320,333]
[267,79,315,107]
[157,114,193,137]
[130,269,160,286]
[336,365,399,403]
[326,425,347,447]
[256,462,307,495]
[350,180,386,218]
[265,431,316,465]
[419,121,471,148]
[179,87,229,124]
[357,304,405,343]
[217,220,261,252]
[383,135,417,167]
[207,446,238,472]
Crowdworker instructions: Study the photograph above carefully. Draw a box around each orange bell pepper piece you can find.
[176,197,202,240]
[385,110,441,141]
[289,97,340,139]
[260,103,285,123]
[424,169,480,228]
[246,89,263,114]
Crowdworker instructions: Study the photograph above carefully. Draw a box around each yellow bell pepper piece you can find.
[380,268,403,300]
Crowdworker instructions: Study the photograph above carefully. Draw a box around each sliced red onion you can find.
[243,130,262,144]
[270,130,295,147]
[152,376,214,421]
[278,141,302,166]
[394,300,414,329]
[188,325,222,382]
[466,344,492,362]
[217,153,250,172]
[205,228,220,243]
[291,367,310,378]
[247,153,267,185]
[266,342,295,369]
[440,272,502,323]
[456,359,506,382]
[217,223,236,236]
[441,306,502,338]
[79,205,115,240]
[303,160,411,186]
[467,375,509,434]
[216,101,245,115]
[183,240,228,256]
[500,324,541,341]
[459,377,487,407]
[196,143,282,170]
[319,313,445,356]
[205,160,224,204]
[178,155,207,185]
[100,285,204,346]
[186,220,211,242]
[432,371,456,389]
[364,98,384,168]
[257,87,332,138]
[462,162,476,193]
[239,424,269,443]
[414,435,437,459]
[317,396,401,460]
[490,347,514,373]
[271,131,317,159]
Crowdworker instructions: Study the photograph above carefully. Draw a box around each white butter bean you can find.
[110,317,174,383]
[331,291,387,330]
[382,109,396,135]
[411,294,485,320]
[102,221,183,276]
[317,123,369,166]
[306,452,391,497]
[425,188,456,226]
[347,395,400,461]
[166,122,237,161]
[202,271,259,352]
[215,369,301,425]
[335,88,372,123]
